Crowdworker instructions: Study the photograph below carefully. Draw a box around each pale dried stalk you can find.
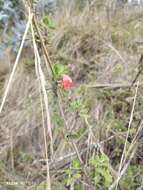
[106,43,126,64]
[109,146,137,190]
[31,22,52,190]
[118,82,139,170]
[111,81,139,190]
[122,119,143,167]
[87,82,143,89]
[10,129,14,171]
[0,8,33,113]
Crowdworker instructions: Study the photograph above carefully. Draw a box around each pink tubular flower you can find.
[62,74,74,90]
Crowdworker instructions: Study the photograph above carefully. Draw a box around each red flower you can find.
[62,75,74,90]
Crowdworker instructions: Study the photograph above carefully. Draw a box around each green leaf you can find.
[66,177,73,186]
[19,151,33,163]
[94,175,101,185]
[42,15,56,29]
[72,159,81,170]
[70,100,88,115]
[53,64,68,79]
[89,154,112,189]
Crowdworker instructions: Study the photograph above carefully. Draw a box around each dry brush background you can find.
[0,0,143,190]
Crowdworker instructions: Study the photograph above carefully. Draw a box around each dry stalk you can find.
[31,21,52,190]
[111,81,139,190]
[87,82,143,89]
[10,129,14,171]
[0,7,33,113]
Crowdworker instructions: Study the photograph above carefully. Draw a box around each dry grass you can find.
[0,1,143,190]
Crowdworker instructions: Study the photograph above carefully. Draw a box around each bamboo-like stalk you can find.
[0,7,33,113]
[31,21,52,190]
[87,82,143,89]
[109,81,139,190]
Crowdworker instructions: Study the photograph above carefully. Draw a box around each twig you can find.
[130,54,143,88]
[0,8,33,113]
[115,81,139,189]
[106,43,126,64]
[10,129,14,171]
[31,19,52,190]
[32,17,55,77]
[87,82,143,89]
[109,146,137,190]
[122,119,143,167]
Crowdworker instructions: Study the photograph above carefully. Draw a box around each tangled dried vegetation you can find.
[0,1,143,190]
